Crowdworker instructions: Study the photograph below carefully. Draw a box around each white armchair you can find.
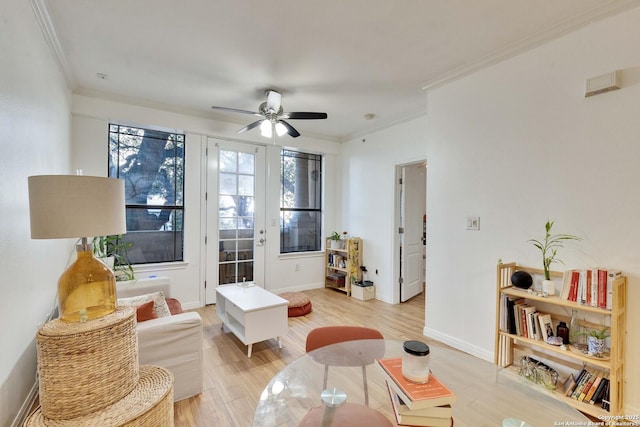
[117,278,203,402]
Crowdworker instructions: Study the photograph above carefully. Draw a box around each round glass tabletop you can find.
[254,340,589,426]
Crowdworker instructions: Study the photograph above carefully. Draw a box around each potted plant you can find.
[328,231,343,250]
[92,235,135,282]
[578,327,609,358]
[529,220,580,295]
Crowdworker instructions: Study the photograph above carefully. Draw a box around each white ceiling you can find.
[42,0,638,142]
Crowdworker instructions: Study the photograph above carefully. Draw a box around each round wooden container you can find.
[25,365,174,426]
[35,306,139,419]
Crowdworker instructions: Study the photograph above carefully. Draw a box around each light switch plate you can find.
[466,216,480,230]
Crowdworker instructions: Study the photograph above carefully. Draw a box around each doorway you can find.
[395,161,426,302]
[205,138,266,304]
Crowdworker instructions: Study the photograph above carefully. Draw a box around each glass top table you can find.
[254,340,589,426]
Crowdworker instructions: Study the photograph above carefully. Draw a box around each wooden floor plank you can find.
[174,287,427,426]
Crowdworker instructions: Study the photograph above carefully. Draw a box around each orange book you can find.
[377,357,457,410]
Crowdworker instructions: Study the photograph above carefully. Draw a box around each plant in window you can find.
[92,235,135,281]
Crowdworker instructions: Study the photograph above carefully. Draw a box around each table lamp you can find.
[28,175,126,323]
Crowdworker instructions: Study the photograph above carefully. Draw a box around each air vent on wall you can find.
[585,70,621,97]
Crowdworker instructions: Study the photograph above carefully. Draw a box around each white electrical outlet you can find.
[466,216,480,230]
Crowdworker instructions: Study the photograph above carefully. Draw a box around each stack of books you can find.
[563,367,610,409]
[378,357,457,427]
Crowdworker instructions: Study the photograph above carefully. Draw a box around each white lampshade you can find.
[275,122,287,136]
[28,175,126,239]
[260,120,273,138]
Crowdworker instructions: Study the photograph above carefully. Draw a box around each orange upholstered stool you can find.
[279,292,312,317]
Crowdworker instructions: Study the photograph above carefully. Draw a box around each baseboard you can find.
[422,326,493,363]
[268,282,324,295]
[10,381,38,427]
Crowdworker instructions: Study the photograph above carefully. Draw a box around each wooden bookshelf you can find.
[325,237,362,296]
[494,261,626,418]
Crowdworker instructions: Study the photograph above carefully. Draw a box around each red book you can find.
[585,270,592,306]
[377,357,457,410]
[569,270,580,302]
[597,269,607,309]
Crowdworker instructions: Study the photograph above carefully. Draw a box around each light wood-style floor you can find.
[173,287,429,427]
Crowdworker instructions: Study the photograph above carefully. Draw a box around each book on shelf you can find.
[562,268,621,309]
[578,370,601,402]
[570,367,598,400]
[600,379,611,410]
[538,313,553,342]
[523,305,536,339]
[583,371,604,403]
[606,270,621,310]
[589,268,598,307]
[589,377,609,405]
[564,368,587,397]
[570,368,592,400]
[377,357,457,410]
[597,269,607,308]
[385,381,453,427]
[500,295,521,335]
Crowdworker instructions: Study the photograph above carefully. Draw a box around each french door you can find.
[205,138,266,304]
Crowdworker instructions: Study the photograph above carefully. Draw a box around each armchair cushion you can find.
[135,300,158,322]
[118,291,171,318]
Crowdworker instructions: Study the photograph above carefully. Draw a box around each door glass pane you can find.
[238,153,254,174]
[237,196,254,216]
[220,151,237,172]
[238,175,254,196]
[218,148,256,285]
[220,173,237,195]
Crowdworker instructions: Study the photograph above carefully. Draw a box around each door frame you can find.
[393,159,427,304]
[204,138,267,304]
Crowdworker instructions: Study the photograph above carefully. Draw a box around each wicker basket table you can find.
[25,365,174,426]
[25,306,174,426]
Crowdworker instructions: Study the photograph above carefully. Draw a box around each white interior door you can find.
[399,163,426,302]
[205,138,266,304]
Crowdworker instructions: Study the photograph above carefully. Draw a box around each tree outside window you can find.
[108,124,185,264]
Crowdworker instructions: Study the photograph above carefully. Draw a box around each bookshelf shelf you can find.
[494,261,626,418]
[325,237,362,296]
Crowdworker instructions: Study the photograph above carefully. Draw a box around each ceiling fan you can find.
[211,90,327,138]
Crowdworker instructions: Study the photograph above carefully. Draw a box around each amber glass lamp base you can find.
[58,243,116,322]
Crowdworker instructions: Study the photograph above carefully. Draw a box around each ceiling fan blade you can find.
[266,90,282,112]
[236,119,265,134]
[279,120,301,138]
[211,106,262,117]
[281,112,328,120]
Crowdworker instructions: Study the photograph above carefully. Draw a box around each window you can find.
[108,124,185,264]
[280,149,322,253]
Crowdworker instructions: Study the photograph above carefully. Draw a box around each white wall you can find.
[341,116,428,303]
[0,0,72,424]
[422,8,640,413]
[341,6,640,414]
[71,95,343,307]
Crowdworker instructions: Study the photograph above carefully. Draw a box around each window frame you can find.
[279,149,323,254]
[108,123,185,265]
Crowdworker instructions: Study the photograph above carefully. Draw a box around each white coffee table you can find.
[215,284,288,357]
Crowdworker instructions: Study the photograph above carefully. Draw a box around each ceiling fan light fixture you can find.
[275,122,287,136]
[260,120,272,138]
[211,89,327,138]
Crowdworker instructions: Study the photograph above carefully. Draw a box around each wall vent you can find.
[585,70,621,97]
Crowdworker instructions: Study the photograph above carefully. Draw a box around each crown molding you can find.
[421,0,640,91]
[29,0,76,89]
